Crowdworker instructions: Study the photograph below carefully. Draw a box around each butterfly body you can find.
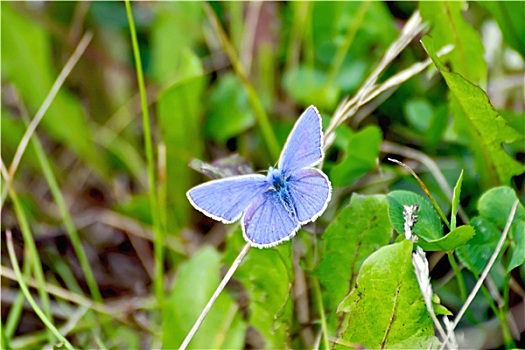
[266,167,297,219]
[187,106,332,248]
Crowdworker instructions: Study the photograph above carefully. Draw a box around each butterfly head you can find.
[267,166,286,191]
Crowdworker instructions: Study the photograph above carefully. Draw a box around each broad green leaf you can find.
[456,217,503,275]
[450,170,464,230]
[2,4,106,175]
[163,246,246,349]
[477,186,525,229]
[426,104,449,148]
[316,194,392,312]
[480,2,525,57]
[420,1,487,84]
[283,66,340,110]
[404,98,433,132]
[500,110,525,137]
[330,125,382,187]
[476,186,525,274]
[387,190,443,241]
[151,3,207,230]
[422,36,525,187]
[224,229,293,349]
[1,112,39,171]
[337,240,434,349]
[158,77,206,230]
[418,225,475,252]
[508,221,525,273]
[150,3,203,84]
[311,1,396,67]
[204,74,254,143]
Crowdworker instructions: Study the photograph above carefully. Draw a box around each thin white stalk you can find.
[453,199,519,328]
[440,199,520,350]
[179,243,251,349]
[240,1,262,73]
[360,44,454,106]
[324,11,425,142]
[1,32,93,204]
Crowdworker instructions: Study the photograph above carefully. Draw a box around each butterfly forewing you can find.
[242,191,300,248]
[278,105,324,175]
[186,175,268,223]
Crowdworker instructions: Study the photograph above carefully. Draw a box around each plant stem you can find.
[447,253,467,302]
[440,200,520,350]
[16,100,103,304]
[312,277,330,350]
[124,0,165,307]
[6,230,75,350]
[1,32,93,206]
[325,1,370,88]
[203,3,280,160]
[180,243,251,349]
[3,184,54,344]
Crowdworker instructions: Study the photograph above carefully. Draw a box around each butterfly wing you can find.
[242,191,300,248]
[287,168,332,224]
[187,175,268,223]
[278,105,324,175]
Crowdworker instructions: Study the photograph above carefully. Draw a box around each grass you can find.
[1,2,523,349]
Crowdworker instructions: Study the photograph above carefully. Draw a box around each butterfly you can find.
[187,105,332,248]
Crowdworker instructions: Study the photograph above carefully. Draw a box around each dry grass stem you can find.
[2,32,93,205]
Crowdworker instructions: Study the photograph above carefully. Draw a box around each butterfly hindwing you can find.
[186,174,268,223]
[242,190,300,248]
[278,105,324,174]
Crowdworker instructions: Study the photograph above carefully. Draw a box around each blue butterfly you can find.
[187,106,332,248]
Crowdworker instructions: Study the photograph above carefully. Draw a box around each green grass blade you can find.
[6,230,75,350]
[4,249,31,339]
[124,0,165,308]
[203,3,280,160]
[24,114,103,303]
[6,187,54,343]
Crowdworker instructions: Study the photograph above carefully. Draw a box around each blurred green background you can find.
[1,1,523,349]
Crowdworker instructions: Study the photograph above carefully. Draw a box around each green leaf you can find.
[480,2,525,57]
[418,225,475,252]
[387,190,443,241]
[477,186,525,229]
[500,110,525,137]
[316,194,392,312]
[163,246,246,349]
[419,1,487,84]
[508,221,525,273]
[283,66,340,110]
[404,98,433,132]
[337,240,434,349]
[422,36,525,187]
[433,302,453,316]
[450,170,464,230]
[150,3,203,84]
[151,3,207,230]
[329,125,382,187]
[456,217,502,275]
[224,229,293,349]
[1,112,39,171]
[2,4,106,175]
[204,74,255,143]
